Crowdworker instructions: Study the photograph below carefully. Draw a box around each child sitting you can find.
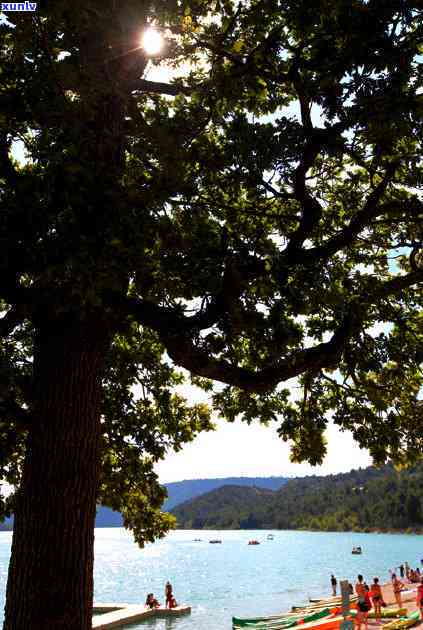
[145,593,160,609]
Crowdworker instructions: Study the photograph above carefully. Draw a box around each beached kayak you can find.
[292,604,343,614]
[288,613,346,630]
[309,595,358,605]
[232,607,331,629]
[381,610,420,630]
[349,608,407,619]
[368,608,408,619]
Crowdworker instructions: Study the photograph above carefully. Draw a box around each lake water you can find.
[0,528,422,628]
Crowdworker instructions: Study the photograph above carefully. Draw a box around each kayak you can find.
[233,607,331,628]
[309,595,357,605]
[234,594,358,630]
[350,608,407,619]
[368,608,408,619]
[292,604,343,614]
[233,613,349,630]
[381,611,420,630]
[289,613,346,630]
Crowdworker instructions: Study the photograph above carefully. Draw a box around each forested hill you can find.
[172,464,423,532]
[0,476,287,530]
[162,476,287,511]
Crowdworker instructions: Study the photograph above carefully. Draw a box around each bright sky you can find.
[155,417,372,484]
[153,377,372,483]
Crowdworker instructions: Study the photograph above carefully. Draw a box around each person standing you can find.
[165,581,178,608]
[331,574,337,596]
[391,574,404,608]
[165,581,173,608]
[416,578,423,620]
[370,577,384,624]
[399,564,405,578]
[355,574,367,599]
[355,575,370,630]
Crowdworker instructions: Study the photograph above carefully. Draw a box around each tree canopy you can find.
[0,1,422,625]
[1,0,423,526]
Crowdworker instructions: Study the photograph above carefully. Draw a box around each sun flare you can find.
[141,28,164,56]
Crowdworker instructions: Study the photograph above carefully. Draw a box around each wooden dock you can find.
[92,603,191,629]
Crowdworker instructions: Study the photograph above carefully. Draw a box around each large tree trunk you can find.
[4,316,110,630]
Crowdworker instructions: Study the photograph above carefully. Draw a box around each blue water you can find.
[0,528,422,628]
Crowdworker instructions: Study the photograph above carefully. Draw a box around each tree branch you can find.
[130,79,192,96]
[283,123,348,259]
[162,309,356,393]
[282,162,404,267]
[119,269,421,393]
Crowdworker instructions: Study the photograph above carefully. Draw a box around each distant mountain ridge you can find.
[162,476,287,511]
[171,464,423,532]
[0,476,288,530]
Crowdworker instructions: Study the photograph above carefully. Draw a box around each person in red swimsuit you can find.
[165,581,177,608]
[416,578,423,620]
[391,574,404,608]
[370,577,384,623]
[145,593,160,609]
[355,575,371,630]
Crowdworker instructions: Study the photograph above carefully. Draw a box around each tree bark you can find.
[4,316,110,630]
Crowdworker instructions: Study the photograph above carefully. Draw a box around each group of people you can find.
[396,563,422,583]
[145,581,178,610]
[330,573,385,626]
[354,574,385,629]
[390,572,423,622]
[330,566,423,627]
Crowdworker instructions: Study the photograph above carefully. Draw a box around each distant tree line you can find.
[172,464,423,532]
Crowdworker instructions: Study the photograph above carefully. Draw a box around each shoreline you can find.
[174,527,423,535]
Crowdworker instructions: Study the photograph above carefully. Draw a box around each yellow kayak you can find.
[382,611,420,630]
[368,608,407,619]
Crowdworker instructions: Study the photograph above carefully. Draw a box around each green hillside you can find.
[162,476,287,511]
[172,464,423,532]
[0,477,287,530]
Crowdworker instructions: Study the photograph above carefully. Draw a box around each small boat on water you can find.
[209,539,222,544]
[248,540,260,545]
[351,546,362,554]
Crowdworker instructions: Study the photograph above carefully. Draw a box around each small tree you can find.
[0,1,422,628]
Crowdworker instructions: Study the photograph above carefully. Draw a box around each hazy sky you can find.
[154,375,373,483]
[155,417,372,483]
